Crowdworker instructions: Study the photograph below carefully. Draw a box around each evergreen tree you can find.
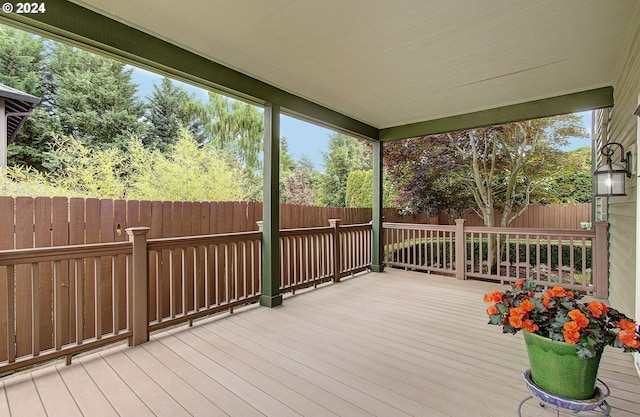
[345,170,398,208]
[317,133,370,207]
[144,77,204,151]
[48,44,146,150]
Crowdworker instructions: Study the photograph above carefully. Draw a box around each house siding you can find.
[605,3,640,321]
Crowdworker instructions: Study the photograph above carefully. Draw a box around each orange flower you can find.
[568,309,589,329]
[619,331,640,348]
[563,321,581,344]
[510,307,528,318]
[550,286,566,297]
[514,279,525,288]
[486,305,499,316]
[519,299,535,312]
[509,308,525,328]
[522,320,539,333]
[588,301,609,319]
[483,291,503,304]
[618,319,638,333]
[509,315,523,329]
[542,294,551,308]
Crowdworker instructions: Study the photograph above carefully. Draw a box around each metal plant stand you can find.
[517,369,611,417]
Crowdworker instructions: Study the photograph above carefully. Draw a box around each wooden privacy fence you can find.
[383,220,609,298]
[444,203,592,229]
[0,196,376,250]
[0,197,590,254]
[0,218,371,375]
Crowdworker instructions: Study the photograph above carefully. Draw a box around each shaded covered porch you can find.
[2,270,638,417]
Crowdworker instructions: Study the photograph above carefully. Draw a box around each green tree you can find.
[201,93,263,172]
[297,154,322,201]
[385,114,587,270]
[548,147,592,203]
[18,130,248,200]
[143,77,204,151]
[345,170,398,208]
[126,131,247,201]
[48,44,146,151]
[317,133,370,207]
[198,93,264,200]
[385,114,587,226]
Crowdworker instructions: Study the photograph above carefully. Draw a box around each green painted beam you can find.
[0,1,378,141]
[370,141,384,273]
[260,104,282,308]
[380,87,614,141]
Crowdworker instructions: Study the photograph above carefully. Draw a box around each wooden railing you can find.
[145,231,263,333]
[275,220,372,293]
[0,218,607,375]
[0,220,372,375]
[0,242,133,374]
[383,220,609,298]
[383,222,458,277]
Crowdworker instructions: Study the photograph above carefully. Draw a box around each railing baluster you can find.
[155,251,162,323]
[75,259,83,345]
[31,263,40,356]
[6,265,15,363]
[54,260,63,349]
[94,258,102,340]
[569,238,575,285]
[112,256,119,335]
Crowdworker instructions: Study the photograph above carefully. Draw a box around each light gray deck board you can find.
[0,270,638,417]
[3,373,46,417]
[102,346,192,417]
[30,365,83,417]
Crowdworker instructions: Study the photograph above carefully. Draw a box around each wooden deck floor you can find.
[1,270,639,417]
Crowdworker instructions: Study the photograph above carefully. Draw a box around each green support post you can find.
[371,140,384,272]
[260,103,283,307]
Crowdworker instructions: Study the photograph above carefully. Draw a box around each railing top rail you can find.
[383,222,456,231]
[147,230,262,251]
[0,241,132,265]
[340,223,372,231]
[464,226,596,237]
[279,226,332,237]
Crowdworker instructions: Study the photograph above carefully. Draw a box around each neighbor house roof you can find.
[0,83,41,143]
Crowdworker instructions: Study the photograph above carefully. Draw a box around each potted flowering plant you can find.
[484,278,640,399]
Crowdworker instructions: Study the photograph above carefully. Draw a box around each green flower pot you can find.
[523,330,602,400]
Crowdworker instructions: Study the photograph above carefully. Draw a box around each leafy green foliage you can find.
[3,131,247,201]
[200,93,263,173]
[548,147,593,203]
[126,131,247,201]
[345,170,398,208]
[317,133,370,207]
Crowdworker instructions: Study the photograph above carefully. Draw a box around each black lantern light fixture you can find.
[593,142,632,197]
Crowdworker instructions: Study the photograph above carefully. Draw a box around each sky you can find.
[131,66,592,172]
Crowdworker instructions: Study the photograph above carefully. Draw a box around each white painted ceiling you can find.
[73,0,638,129]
